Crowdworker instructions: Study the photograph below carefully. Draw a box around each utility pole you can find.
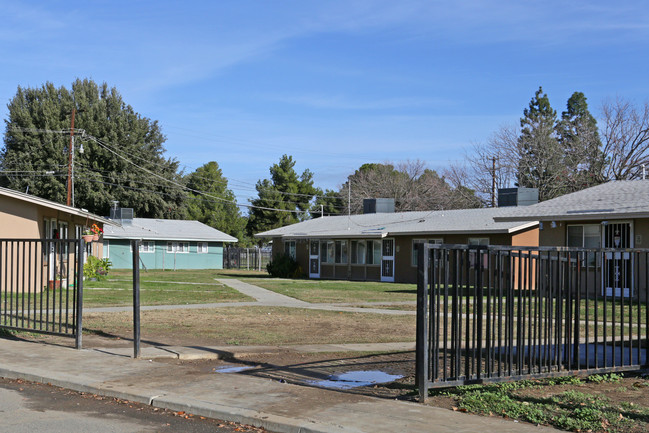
[66,108,76,207]
[491,156,496,208]
[347,179,351,230]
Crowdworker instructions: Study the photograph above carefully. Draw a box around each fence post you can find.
[132,240,141,359]
[75,238,85,350]
[416,244,429,402]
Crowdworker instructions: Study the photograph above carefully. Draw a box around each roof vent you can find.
[110,207,134,224]
[498,188,539,207]
[363,198,395,214]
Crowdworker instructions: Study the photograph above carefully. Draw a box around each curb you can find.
[0,367,349,433]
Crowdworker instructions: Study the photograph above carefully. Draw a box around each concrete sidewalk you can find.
[0,338,560,433]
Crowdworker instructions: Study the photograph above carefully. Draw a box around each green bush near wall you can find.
[84,256,113,280]
[266,254,302,278]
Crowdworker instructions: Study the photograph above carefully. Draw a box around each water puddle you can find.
[307,370,403,389]
[212,365,254,373]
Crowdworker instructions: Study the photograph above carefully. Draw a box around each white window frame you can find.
[130,241,155,253]
[197,242,209,253]
[167,242,189,253]
[141,241,155,253]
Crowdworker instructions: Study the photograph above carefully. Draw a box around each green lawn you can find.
[83,274,252,307]
[242,278,417,303]
[106,268,268,283]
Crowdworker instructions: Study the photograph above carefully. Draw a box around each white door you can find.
[381,238,395,282]
[603,221,633,297]
[309,240,320,278]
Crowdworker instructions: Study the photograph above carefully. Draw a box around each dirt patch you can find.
[157,349,418,400]
[77,306,415,347]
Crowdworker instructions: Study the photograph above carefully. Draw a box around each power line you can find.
[8,127,346,213]
[85,134,309,214]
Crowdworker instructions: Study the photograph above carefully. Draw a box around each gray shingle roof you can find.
[104,218,237,242]
[255,207,537,239]
[495,180,649,222]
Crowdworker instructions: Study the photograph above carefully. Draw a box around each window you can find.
[58,221,69,255]
[167,242,189,253]
[334,240,347,264]
[284,241,296,259]
[468,237,489,246]
[320,241,328,263]
[412,239,443,266]
[197,242,208,253]
[567,224,601,266]
[320,241,335,264]
[351,240,366,264]
[468,238,489,269]
[366,240,382,265]
[131,241,154,253]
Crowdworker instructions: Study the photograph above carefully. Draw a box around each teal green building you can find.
[103,218,237,270]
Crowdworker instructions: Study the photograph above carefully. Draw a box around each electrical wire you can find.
[7,127,347,213]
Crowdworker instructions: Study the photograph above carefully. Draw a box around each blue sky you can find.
[1,1,648,208]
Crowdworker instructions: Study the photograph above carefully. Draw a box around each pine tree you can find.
[516,87,562,201]
[185,161,246,241]
[1,79,185,218]
[246,155,317,236]
[556,92,605,191]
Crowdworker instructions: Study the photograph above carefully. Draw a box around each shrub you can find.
[84,256,112,280]
[266,254,302,278]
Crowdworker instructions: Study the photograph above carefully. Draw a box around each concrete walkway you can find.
[215,278,311,307]
[0,338,560,433]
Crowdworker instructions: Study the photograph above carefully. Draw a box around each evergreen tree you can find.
[185,161,246,241]
[516,87,562,201]
[246,155,317,236]
[1,79,185,218]
[556,92,605,191]
[311,189,344,217]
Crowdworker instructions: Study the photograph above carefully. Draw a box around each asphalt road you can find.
[0,377,268,433]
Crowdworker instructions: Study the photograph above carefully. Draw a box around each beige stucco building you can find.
[0,186,114,292]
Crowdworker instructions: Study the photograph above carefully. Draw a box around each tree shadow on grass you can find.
[386,289,417,295]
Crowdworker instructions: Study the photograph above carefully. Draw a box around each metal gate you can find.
[416,244,649,401]
[0,238,84,348]
[224,246,271,271]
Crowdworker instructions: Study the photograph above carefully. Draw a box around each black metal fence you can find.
[416,244,649,400]
[0,239,84,348]
[224,247,271,271]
